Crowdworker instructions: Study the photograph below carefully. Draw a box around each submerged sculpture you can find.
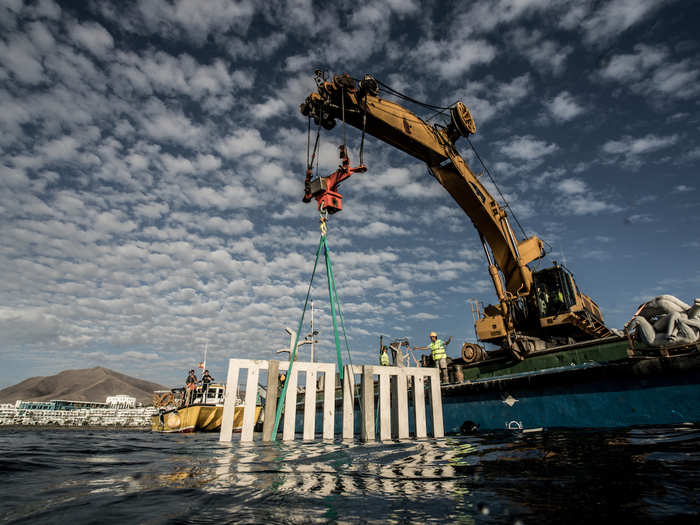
[626,294,700,346]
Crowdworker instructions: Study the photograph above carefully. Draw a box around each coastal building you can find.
[106,395,137,408]
[2,396,154,427]
[16,399,107,411]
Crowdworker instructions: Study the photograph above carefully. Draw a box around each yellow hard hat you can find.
[429,331,437,337]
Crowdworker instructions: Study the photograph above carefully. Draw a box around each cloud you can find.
[602,134,678,155]
[0,33,46,85]
[185,183,259,210]
[97,0,257,45]
[500,135,558,161]
[557,178,586,194]
[95,211,138,234]
[599,43,699,100]
[411,312,439,320]
[453,0,556,35]
[226,33,287,61]
[113,49,248,107]
[217,128,268,158]
[567,195,622,215]
[410,39,497,80]
[580,249,610,261]
[599,44,666,82]
[250,97,287,120]
[673,185,695,193]
[70,21,114,58]
[685,147,700,160]
[140,104,204,145]
[581,0,667,44]
[354,221,413,237]
[648,60,700,100]
[0,163,30,188]
[602,133,679,167]
[449,74,533,124]
[624,213,654,224]
[553,177,622,215]
[0,307,62,345]
[510,28,573,75]
[546,91,584,121]
[134,201,169,220]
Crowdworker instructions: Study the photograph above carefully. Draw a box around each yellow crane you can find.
[300,72,612,359]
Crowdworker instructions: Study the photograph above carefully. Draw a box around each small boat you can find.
[151,384,262,433]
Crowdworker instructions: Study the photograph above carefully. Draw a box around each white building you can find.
[106,395,136,408]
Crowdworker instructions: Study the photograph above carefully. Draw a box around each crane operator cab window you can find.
[533,266,577,318]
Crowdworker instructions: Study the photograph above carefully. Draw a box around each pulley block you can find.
[450,101,477,137]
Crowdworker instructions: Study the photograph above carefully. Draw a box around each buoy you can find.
[166,412,181,429]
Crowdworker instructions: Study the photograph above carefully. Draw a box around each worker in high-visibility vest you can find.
[380,347,390,366]
[415,331,452,383]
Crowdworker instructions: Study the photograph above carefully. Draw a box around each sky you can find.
[1,0,699,389]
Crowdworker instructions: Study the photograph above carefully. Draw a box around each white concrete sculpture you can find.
[626,294,700,346]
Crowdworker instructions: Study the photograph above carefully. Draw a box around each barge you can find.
[439,336,699,431]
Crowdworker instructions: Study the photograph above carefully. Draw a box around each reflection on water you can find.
[1,425,699,524]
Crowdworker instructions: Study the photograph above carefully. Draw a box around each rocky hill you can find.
[0,367,167,406]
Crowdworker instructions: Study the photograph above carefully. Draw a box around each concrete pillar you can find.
[240,362,261,442]
[378,372,391,441]
[323,370,335,440]
[427,372,444,438]
[219,360,240,442]
[342,365,354,440]
[303,368,317,440]
[360,366,375,441]
[261,360,280,441]
[412,374,427,438]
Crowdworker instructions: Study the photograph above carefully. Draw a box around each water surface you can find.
[1,425,698,524]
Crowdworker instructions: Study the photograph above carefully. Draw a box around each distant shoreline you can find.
[0,424,151,431]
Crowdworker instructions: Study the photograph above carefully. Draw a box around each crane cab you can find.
[532,263,607,340]
[533,265,577,318]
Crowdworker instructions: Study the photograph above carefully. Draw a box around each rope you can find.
[359,109,366,166]
[313,128,321,173]
[327,252,353,368]
[425,105,452,123]
[270,235,324,441]
[271,211,359,439]
[306,117,311,167]
[323,237,343,379]
[341,87,346,149]
[376,78,451,111]
[466,137,528,239]
[315,122,321,178]
[324,227,363,421]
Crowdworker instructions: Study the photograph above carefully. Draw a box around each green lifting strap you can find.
[323,237,344,381]
[270,232,351,441]
[325,241,354,370]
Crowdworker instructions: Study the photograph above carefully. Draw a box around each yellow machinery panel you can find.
[476,314,507,341]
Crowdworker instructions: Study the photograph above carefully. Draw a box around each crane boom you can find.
[300,73,610,356]
[301,75,543,297]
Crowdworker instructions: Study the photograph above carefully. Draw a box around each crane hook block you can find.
[302,145,367,214]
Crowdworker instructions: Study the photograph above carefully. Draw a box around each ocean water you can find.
[1,425,698,524]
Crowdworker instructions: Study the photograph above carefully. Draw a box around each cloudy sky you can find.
[1,0,698,389]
